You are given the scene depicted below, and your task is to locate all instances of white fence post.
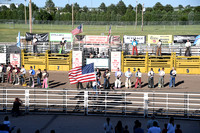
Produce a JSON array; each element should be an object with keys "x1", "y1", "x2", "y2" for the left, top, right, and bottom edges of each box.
[
  {"x1": 84, "y1": 91, "x2": 88, "y2": 115},
  {"x1": 144, "y1": 93, "x2": 148, "y2": 117},
  {"x1": 25, "y1": 89, "x2": 29, "y2": 113}
]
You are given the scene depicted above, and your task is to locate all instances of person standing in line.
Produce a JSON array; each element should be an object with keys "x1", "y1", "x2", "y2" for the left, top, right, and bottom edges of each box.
[
  {"x1": 115, "y1": 121, "x2": 124, "y2": 133},
  {"x1": 104, "y1": 117, "x2": 113, "y2": 133},
  {"x1": 125, "y1": 68, "x2": 133, "y2": 89},
  {"x1": 59, "y1": 37, "x2": 66, "y2": 54},
  {"x1": 169, "y1": 67, "x2": 176, "y2": 88},
  {"x1": 103, "y1": 69, "x2": 110, "y2": 89},
  {"x1": 158, "y1": 67, "x2": 165, "y2": 88},
  {"x1": 135, "y1": 68, "x2": 142, "y2": 88},
  {"x1": 36, "y1": 69, "x2": 42, "y2": 88},
  {"x1": 134, "y1": 122, "x2": 144, "y2": 133},
  {"x1": 3, "y1": 116, "x2": 10, "y2": 128},
  {"x1": 148, "y1": 68, "x2": 155, "y2": 88},
  {"x1": 0, "y1": 64, "x2": 6, "y2": 83},
  {"x1": 32, "y1": 36, "x2": 38, "y2": 55},
  {"x1": 42, "y1": 69, "x2": 49, "y2": 89},
  {"x1": 7, "y1": 63, "x2": 13, "y2": 84},
  {"x1": 148, "y1": 121, "x2": 161, "y2": 133},
  {"x1": 185, "y1": 39, "x2": 191, "y2": 56},
  {"x1": 13, "y1": 65, "x2": 20, "y2": 85},
  {"x1": 29, "y1": 66, "x2": 35, "y2": 88},
  {"x1": 175, "y1": 124, "x2": 182, "y2": 133},
  {"x1": 115, "y1": 68, "x2": 123, "y2": 89},
  {"x1": 132, "y1": 39, "x2": 138, "y2": 55},
  {"x1": 167, "y1": 117, "x2": 176, "y2": 133},
  {"x1": 20, "y1": 65, "x2": 26, "y2": 85},
  {"x1": 156, "y1": 39, "x2": 162, "y2": 56}
]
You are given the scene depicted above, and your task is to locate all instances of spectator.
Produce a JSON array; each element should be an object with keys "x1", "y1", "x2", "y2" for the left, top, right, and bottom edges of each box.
[
  {"x1": 124, "y1": 125, "x2": 129, "y2": 133},
  {"x1": 156, "y1": 39, "x2": 162, "y2": 56},
  {"x1": 158, "y1": 68, "x2": 165, "y2": 88},
  {"x1": 115, "y1": 68, "x2": 123, "y2": 89},
  {"x1": 103, "y1": 69, "x2": 110, "y2": 89},
  {"x1": 169, "y1": 67, "x2": 176, "y2": 88},
  {"x1": 132, "y1": 39, "x2": 138, "y2": 55},
  {"x1": 175, "y1": 124, "x2": 182, "y2": 133},
  {"x1": 42, "y1": 69, "x2": 49, "y2": 89},
  {"x1": 104, "y1": 117, "x2": 113, "y2": 133},
  {"x1": 185, "y1": 39, "x2": 191, "y2": 56},
  {"x1": 125, "y1": 68, "x2": 132, "y2": 89},
  {"x1": 77, "y1": 82, "x2": 84, "y2": 90},
  {"x1": 50, "y1": 130, "x2": 55, "y2": 133},
  {"x1": 147, "y1": 115, "x2": 159, "y2": 129},
  {"x1": 135, "y1": 68, "x2": 142, "y2": 88},
  {"x1": 59, "y1": 37, "x2": 66, "y2": 54},
  {"x1": 96, "y1": 68, "x2": 101, "y2": 88},
  {"x1": 32, "y1": 36, "x2": 38, "y2": 54},
  {"x1": 167, "y1": 117, "x2": 176, "y2": 133},
  {"x1": 36, "y1": 69, "x2": 42, "y2": 88},
  {"x1": 133, "y1": 120, "x2": 140, "y2": 133},
  {"x1": 13, "y1": 65, "x2": 20, "y2": 85},
  {"x1": 148, "y1": 68, "x2": 155, "y2": 88},
  {"x1": 162, "y1": 123, "x2": 168, "y2": 133},
  {"x1": 29, "y1": 66, "x2": 35, "y2": 88},
  {"x1": 115, "y1": 121, "x2": 123, "y2": 133},
  {"x1": 135, "y1": 122, "x2": 144, "y2": 133},
  {"x1": 148, "y1": 121, "x2": 161, "y2": 133},
  {"x1": 0, "y1": 124, "x2": 9, "y2": 133},
  {"x1": 20, "y1": 65, "x2": 26, "y2": 85},
  {"x1": 3, "y1": 116, "x2": 10, "y2": 128},
  {"x1": 7, "y1": 63, "x2": 13, "y2": 84},
  {"x1": 12, "y1": 97, "x2": 22, "y2": 117},
  {"x1": 0, "y1": 64, "x2": 6, "y2": 83},
  {"x1": 35, "y1": 129, "x2": 40, "y2": 133}
]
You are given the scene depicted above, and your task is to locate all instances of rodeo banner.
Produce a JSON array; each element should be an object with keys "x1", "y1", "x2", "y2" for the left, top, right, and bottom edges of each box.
[
  {"x1": 26, "y1": 32, "x2": 49, "y2": 42},
  {"x1": 174, "y1": 35, "x2": 198, "y2": 43},
  {"x1": 123, "y1": 35, "x2": 146, "y2": 44},
  {"x1": 148, "y1": 35, "x2": 172, "y2": 44}
]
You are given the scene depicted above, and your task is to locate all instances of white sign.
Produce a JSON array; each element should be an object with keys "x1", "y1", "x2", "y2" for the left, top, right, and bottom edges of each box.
[
  {"x1": 124, "y1": 35, "x2": 146, "y2": 44},
  {"x1": 10, "y1": 54, "x2": 20, "y2": 67},
  {"x1": 84, "y1": 35, "x2": 109, "y2": 44},
  {"x1": 0, "y1": 53, "x2": 6, "y2": 64},
  {"x1": 72, "y1": 51, "x2": 82, "y2": 68},
  {"x1": 50, "y1": 33, "x2": 73, "y2": 42},
  {"x1": 111, "y1": 52, "x2": 121, "y2": 72},
  {"x1": 86, "y1": 58, "x2": 109, "y2": 69}
]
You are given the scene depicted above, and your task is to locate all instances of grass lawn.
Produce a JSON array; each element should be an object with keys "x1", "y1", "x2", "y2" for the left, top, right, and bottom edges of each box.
[{"x1": 0, "y1": 23, "x2": 200, "y2": 42}]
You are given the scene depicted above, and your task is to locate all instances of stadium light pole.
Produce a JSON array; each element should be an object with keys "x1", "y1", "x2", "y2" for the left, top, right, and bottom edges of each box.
[
  {"x1": 24, "y1": 0, "x2": 27, "y2": 24},
  {"x1": 29, "y1": 0, "x2": 32, "y2": 33},
  {"x1": 134, "y1": 0, "x2": 138, "y2": 30}
]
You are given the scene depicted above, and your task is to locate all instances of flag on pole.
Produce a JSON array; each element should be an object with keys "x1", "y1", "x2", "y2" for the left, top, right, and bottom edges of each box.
[
  {"x1": 68, "y1": 63, "x2": 96, "y2": 84},
  {"x1": 108, "y1": 25, "x2": 111, "y2": 36},
  {"x1": 71, "y1": 24, "x2": 83, "y2": 35},
  {"x1": 16, "y1": 31, "x2": 20, "y2": 47}
]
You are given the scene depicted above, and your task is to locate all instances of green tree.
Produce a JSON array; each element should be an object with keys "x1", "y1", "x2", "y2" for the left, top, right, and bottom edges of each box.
[
  {"x1": 32, "y1": 2, "x2": 39, "y2": 12},
  {"x1": 99, "y1": 2, "x2": 107, "y2": 12},
  {"x1": 82, "y1": 6, "x2": 88, "y2": 13},
  {"x1": 73, "y1": 3, "x2": 80, "y2": 13},
  {"x1": 63, "y1": 4, "x2": 72, "y2": 13},
  {"x1": 178, "y1": 5, "x2": 183, "y2": 10},
  {"x1": 116, "y1": 0, "x2": 127, "y2": 15},
  {"x1": 164, "y1": 4, "x2": 173, "y2": 12},
  {"x1": 18, "y1": 4, "x2": 24, "y2": 11},
  {"x1": 107, "y1": 4, "x2": 117, "y2": 14},
  {"x1": 45, "y1": 0, "x2": 55, "y2": 12},
  {"x1": 153, "y1": 2, "x2": 164, "y2": 11},
  {"x1": 10, "y1": 3, "x2": 16, "y2": 10},
  {"x1": 127, "y1": 4, "x2": 133, "y2": 10},
  {"x1": 1, "y1": 5, "x2": 8, "y2": 11},
  {"x1": 194, "y1": 6, "x2": 200, "y2": 12}
]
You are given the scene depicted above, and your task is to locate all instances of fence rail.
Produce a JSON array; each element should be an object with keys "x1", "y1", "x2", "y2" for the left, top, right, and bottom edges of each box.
[{"x1": 1, "y1": 88, "x2": 200, "y2": 119}]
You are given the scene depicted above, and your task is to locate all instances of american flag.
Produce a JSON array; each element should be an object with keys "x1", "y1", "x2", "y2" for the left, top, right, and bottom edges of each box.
[
  {"x1": 69, "y1": 63, "x2": 96, "y2": 84},
  {"x1": 71, "y1": 24, "x2": 83, "y2": 35},
  {"x1": 108, "y1": 25, "x2": 111, "y2": 36}
]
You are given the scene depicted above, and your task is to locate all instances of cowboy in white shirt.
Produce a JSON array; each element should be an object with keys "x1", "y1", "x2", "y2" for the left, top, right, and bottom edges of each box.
[
  {"x1": 125, "y1": 68, "x2": 132, "y2": 89},
  {"x1": 158, "y1": 67, "x2": 165, "y2": 88},
  {"x1": 115, "y1": 68, "x2": 123, "y2": 89},
  {"x1": 148, "y1": 68, "x2": 155, "y2": 88},
  {"x1": 156, "y1": 39, "x2": 162, "y2": 56},
  {"x1": 185, "y1": 39, "x2": 191, "y2": 56}
]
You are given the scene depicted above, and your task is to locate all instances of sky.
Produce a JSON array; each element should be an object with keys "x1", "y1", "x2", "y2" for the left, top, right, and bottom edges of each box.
[{"x1": 1, "y1": 0, "x2": 200, "y2": 7}]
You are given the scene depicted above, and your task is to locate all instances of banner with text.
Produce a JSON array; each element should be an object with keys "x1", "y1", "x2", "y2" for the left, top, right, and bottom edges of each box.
[
  {"x1": 124, "y1": 35, "x2": 146, "y2": 44},
  {"x1": 86, "y1": 58, "x2": 109, "y2": 69},
  {"x1": 84, "y1": 35, "x2": 109, "y2": 44},
  {"x1": 148, "y1": 35, "x2": 172, "y2": 44},
  {"x1": 0, "y1": 53, "x2": 6, "y2": 64},
  {"x1": 111, "y1": 52, "x2": 121, "y2": 72},
  {"x1": 10, "y1": 54, "x2": 20, "y2": 67},
  {"x1": 72, "y1": 51, "x2": 82, "y2": 68},
  {"x1": 174, "y1": 35, "x2": 198, "y2": 43},
  {"x1": 50, "y1": 33, "x2": 73, "y2": 42},
  {"x1": 26, "y1": 32, "x2": 49, "y2": 42}
]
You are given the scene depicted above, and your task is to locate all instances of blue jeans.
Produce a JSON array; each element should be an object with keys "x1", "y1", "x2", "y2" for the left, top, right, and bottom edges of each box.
[
  {"x1": 37, "y1": 77, "x2": 41, "y2": 86},
  {"x1": 169, "y1": 76, "x2": 175, "y2": 87},
  {"x1": 103, "y1": 78, "x2": 109, "y2": 89}
]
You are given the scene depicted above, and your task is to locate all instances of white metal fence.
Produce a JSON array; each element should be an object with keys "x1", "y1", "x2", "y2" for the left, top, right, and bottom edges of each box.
[{"x1": 1, "y1": 88, "x2": 200, "y2": 118}]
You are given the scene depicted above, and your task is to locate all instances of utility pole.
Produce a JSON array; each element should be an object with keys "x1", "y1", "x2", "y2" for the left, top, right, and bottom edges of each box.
[
  {"x1": 142, "y1": 3, "x2": 144, "y2": 31},
  {"x1": 24, "y1": 0, "x2": 27, "y2": 24},
  {"x1": 29, "y1": 0, "x2": 32, "y2": 33},
  {"x1": 72, "y1": 3, "x2": 74, "y2": 29},
  {"x1": 134, "y1": 0, "x2": 138, "y2": 30}
]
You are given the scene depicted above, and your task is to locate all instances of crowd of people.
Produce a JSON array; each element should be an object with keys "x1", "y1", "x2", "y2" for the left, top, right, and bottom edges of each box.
[
  {"x1": 0, "y1": 63, "x2": 49, "y2": 88},
  {"x1": 104, "y1": 116, "x2": 182, "y2": 133}
]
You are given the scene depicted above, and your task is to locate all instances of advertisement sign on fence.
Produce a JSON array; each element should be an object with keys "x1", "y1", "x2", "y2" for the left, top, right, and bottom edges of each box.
[
  {"x1": 124, "y1": 35, "x2": 146, "y2": 44},
  {"x1": 84, "y1": 35, "x2": 109, "y2": 44},
  {"x1": 50, "y1": 33, "x2": 73, "y2": 42},
  {"x1": 72, "y1": 51, "x2": 82, "y2": 68},
  {"x1": 148, "y1": 35, "x2": 172, "y2": 44},
  {"x1": 0, "y1": 53, "x2": 6, "y2": 64},
  {"x1": 111, "y1": 36, "x2": 121, "y2": 45},
  {"x1": 10, "y1": 54, "x2": 20, "y2": 67},
  {"x1": 86, "y1": 58, "x2": 109, "y2": 69},
  {"x1": 111, "y1": 52, "x2": 121, "y2": 72},
  {"x1": 174, "y1": 35, "x2": 198, "y2": 43},
  {"x1": 26, "y1": 32, "x2": 49, "y2": 42}
]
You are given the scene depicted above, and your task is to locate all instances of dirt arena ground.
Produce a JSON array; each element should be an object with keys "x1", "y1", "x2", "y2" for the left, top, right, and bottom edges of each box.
[{"x1": 0, "y1": 71, "x2": 200, "y2": 93}]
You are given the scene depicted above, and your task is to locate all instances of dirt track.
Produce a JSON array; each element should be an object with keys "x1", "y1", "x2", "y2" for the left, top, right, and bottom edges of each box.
[{"x1": 0, "y1": 71, "x2": 200, "y2": 93}]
